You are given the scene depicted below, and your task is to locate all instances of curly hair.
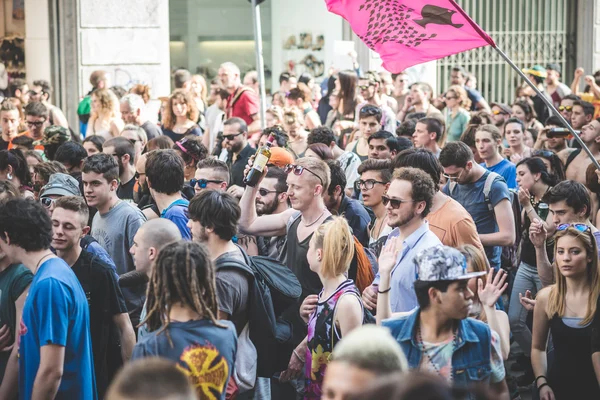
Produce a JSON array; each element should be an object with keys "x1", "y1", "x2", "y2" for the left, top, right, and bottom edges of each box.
[
  {"x1": 162, "y1": 89, "x2": 199, "y2": 130},
  {"x1": 173, "y1": 135, "x2": 208, "y2": 167},
  {"x1": 91, "y1": 88, "x2": 118, "y2": 118},
  {"x1": 130, "y1": 84, "x2": 151, "y2": 103}
]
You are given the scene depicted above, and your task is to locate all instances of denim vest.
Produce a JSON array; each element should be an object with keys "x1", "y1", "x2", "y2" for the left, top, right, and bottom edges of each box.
[{"x1": 383, "y1": 309, "x2": 492, "y2": 387}]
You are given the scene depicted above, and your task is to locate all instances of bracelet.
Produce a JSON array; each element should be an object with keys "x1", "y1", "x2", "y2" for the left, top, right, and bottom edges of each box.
[
  {"x1": 537, "y1": 383, "x2": 549, "y2": 392},
  {"x1": 535, "y1": 375, "x2": 547, "y2": 384},
  {"x1": 293, "y1": 349, "x2": 305, "y2": 363},
  {"x1": 377, "y1": 287, "x2": 392, "y2": 294}
]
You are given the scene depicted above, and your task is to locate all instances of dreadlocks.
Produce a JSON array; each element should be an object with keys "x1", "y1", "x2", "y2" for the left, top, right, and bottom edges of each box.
[{"x1": 140, "y1": 241, "x2": 225, "y2": 343}]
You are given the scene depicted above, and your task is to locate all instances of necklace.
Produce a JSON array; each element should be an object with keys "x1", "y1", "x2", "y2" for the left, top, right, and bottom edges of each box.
[
  {"x1": 373, "y1": 215, "x2": 389, "y2": 240},
  {"x1": 35, "y1": 253, "x2": 54, "y2": 274},
  {"x1": 417, "y1": 322, "x2": 457, "y2": 382},
  {"x1": 302, "y1": 210, "x2": 326, "y2": 227}
]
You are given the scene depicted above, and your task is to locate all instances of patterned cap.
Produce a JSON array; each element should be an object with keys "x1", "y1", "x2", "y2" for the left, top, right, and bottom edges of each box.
[
  {"x1": 34, "y1": 126, "x2": 71, "y2": 146},
  {"x1": 415, "y1": 245, "x2": 486, "y2": 282}
]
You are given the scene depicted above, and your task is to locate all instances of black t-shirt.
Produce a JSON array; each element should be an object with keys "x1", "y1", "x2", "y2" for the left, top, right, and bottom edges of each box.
[
  {"x1": 227, "y1": 144, "x2": 255, "y2": 188},
  {"x1": 72, "y1": 250, "x2": 128, "y2": 398},
  {"x1": 0, "y1": 137, "x2": 9, "y2": 151},
  {"x1": 117, "y1": 177, "x2": 136, "y2": 204}
]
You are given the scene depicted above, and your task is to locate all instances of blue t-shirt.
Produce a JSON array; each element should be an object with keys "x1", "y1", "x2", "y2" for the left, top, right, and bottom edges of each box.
[
  {"x1": 161, "y1": 198, "x2": 191, "y2": 240},
  {"x1": 443, "y1": 172, "x2": 510, "y2": 271},
  {"x1": 19, "y1": 257, "x2": 96, "y2": 400},
  {"x1": 132, "y1": 319, "x2": 237, "y2": 400},
  {"x1": 480, "y1": 159, "x2": 517, "y2": 190},
  {"x1": 465, "y1": 86, "x2": 484, "y2": 111}
]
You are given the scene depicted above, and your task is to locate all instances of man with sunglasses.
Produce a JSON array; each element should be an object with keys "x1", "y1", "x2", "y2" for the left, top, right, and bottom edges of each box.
[
  {"x1": 256, "y1": 167, "x2": 290, "y2": 259},
  {"x1": 193, "y1": 158, "x2": 229, "y2": 195},
  {"x1": 355, "y1": 72, "x2": 396, "y2": 134},
  {"x1": 104, "y1": 137, "x2": 137, "y2": 204},
  {"x1": 222, "y1": 117, "x2": 254, "y2": 197},
  {"x1": 29, "y1": 79, "x2": 69, "y2": 129},
  {"x1": 362, "y1": 167, "x2": 441, "y2": 314},
  {"x1": 558, "y1": 94, "x2": 579, "y2": 125},
  {"x1": 440, "y1": 142, "x2": 515, "y2": 273},
  {"x1": 490, "y1": 102, "x2": 512, "y2": 129}
]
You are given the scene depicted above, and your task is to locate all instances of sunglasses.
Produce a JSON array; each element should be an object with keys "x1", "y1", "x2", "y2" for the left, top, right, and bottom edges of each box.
[
  {"x1": 258, "y1": 188, "x2": 279, "y2": 196},
  {"x1": 222, "y1": 132, "x2": 244, "y2": 141},
  {"x1": 558, "y1": 105, "x2": 573, "y2": 112},
  {"x1": 190, "y1": 178, "x2": 224, "y2": 189},
  {"x1": 382, "y1": 195, "x2": 414, "y2": 209},
  {"x1": 492, "y1": 109, "x2": 509, "y2": 115},
  {"x1": 533, "y1": 150, "x2": 554, "y2": 158},
  {"x1": 358, "y1": 84, "x2": 374, "y2": 90},
  {"x1": 557, "y1": 223, "x2": 590, "y2": 233},
  {"x1": 355, "y1": 179, "x2": 387, "y2": 191},
  {"x1": 284, "y1": 164, "x2": 324, "y2": 186},
  {"x1": 40, "y1": 197, "x2": 56, "y2": 208}
]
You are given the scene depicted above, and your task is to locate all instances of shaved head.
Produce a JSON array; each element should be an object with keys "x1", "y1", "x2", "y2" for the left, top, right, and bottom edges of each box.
[{"x1": 139, "y1": 219, "x2": 182, "y2": 250}]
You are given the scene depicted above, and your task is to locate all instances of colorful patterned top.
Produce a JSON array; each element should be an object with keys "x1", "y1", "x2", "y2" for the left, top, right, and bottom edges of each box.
[{"x1": 304, "y1": 279, "x2": 363, "y2": 399}]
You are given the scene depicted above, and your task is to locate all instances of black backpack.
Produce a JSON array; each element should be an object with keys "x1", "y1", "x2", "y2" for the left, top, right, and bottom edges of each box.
[{"x1": 215, "y1": 246, "x2": 302, "y2": 377}]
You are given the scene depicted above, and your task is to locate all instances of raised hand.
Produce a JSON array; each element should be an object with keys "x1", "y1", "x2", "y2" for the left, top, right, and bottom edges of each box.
[
  {"x1": 529, "y1": 219, "x2": 547, "y2": 249},
  {"x1": 477, "y1": 269, "x2": 508, "y2": 308},
  {"x1": 519, "y1": 290, "x2": 536, "y2": 311}
]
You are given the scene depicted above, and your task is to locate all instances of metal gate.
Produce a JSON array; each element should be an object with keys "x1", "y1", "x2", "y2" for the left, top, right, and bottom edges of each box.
[{"x1": 436, "y1": 0, "x2": 578, "y2": 105}]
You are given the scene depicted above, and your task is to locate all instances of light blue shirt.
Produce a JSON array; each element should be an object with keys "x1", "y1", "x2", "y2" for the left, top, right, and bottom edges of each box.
[{"x1": 373, "y1": 221, "x2": 442, "y2": 312}]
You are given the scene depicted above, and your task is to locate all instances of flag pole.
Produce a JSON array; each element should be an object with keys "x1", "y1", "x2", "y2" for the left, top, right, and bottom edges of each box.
[{"x1": 493, "y1": 46, "x2": 600, "y2": 170}]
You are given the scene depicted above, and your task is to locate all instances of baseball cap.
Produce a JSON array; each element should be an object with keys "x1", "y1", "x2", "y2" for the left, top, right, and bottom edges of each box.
[
  {"x1": 490, "y1": 102, "x2": 512, "y2": 115},
  {"x1": 546, "y1": 63, "x2": 562, "y2": 75},
  {"x1": 268, "y1": 147, "x2": 295, "y2": 168},
  {"x1": 40, "y1": 173, "x2": 81, "y2": 198},
  {"x1": 522, "y1": 65, "x2": 547, "y2": 79},
  {"x1": 34, "y1": 126, "x2": 71, "y2": 147},
  {"x1": 414, "y1": 245, "x2": 486, "y2": 282}
]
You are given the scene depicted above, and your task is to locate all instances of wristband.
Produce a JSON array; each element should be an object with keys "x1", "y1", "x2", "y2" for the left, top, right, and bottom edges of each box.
[
  {"x1": 377, "y1": 287, "x2": 392, "y2": 294},
  {"x1": 535, "y1": 375, "x2": 547, "y2": 384},
  {"x1": 293, "y1": 349, "x2": 305, "y2": 363},
  {"x1": 537, "y1": 383, "x2": 549, "y2": 392}
]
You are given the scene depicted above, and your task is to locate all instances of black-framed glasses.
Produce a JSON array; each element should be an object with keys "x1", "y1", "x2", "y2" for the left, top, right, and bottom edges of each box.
[
  {"x1": 258, "y1": 188, "x2": 279, "y2": 196},
  {"x1": 190, "y1": 178, "x2": 224, "y2": 189},
  {"x1": 557, "y1": 223, "x2": 590, "y2": 233},
  {"x1": 40, "y1": 197, "x2": 56, "y2": 208},
  {"x1": 355, "y1": 179, "x2": 387, "y2": 191},
  {"x1": 222, "y1": 132, "x2": 244, "y2": 141},
  {"x1": 558, "y1": 105, "x2": 573, "y2": 112},
  {"x1": 382, "y1": 195, "x2": 414, "y2": 209},
  {"x1": 284, "y1": 164, "x2": 324, "y2": 186},
  {"x1": 26, "y1": 120, "x2": 46, "y2": 128}
]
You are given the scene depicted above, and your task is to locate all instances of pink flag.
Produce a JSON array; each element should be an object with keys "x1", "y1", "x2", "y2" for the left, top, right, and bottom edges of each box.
[{"x1": 325, "y1": 0, "x2": 495, "y2": 73}]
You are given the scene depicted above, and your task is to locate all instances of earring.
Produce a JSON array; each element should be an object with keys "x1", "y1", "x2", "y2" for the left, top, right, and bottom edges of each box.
[{"x1": 7, "y1": 173, "x2": 12, "y2": 180}]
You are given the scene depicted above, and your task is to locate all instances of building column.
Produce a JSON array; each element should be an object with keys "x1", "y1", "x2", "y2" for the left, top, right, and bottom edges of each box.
[
  {"x1": 24, "y1": 0, "x2": 51, "y2": 82},
  {"x1": 577, "y1": 0, "x2": 598, "y2": 87}
]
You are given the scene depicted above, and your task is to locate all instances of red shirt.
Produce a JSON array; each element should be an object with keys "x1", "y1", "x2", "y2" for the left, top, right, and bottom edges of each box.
[{"x1": 226, "y1": 87, "x2": 259, "y2": 126}]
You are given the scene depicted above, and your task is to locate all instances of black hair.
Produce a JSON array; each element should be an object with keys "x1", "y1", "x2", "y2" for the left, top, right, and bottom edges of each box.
[
  {"x1": 82, "y1": 153, "x2": 119, "y2": 183},
  {"x1": 358, "y1": 104, "x2": 383, "y2": 123},
  {"x1": 418, "y1": 117, "x2": 444, "y2": 142},
  {"x1": 512, "y1": 101, "x2": 536, "y2": 121},
  {"x1": 146, "y1": 149, "x2": 184, "y2": 195},
  {"x1": 452, "y1": 66, "x2": 467, "y2": 76},
  {"x1": 357, "y1": 158, "x2": 392, "y2": 183},
  {"x1": 261, "y1": 127, "x2": 289, "y2": 148},
  {"x1": 55, "y1": 142, "x2": 88, "y2": 169},
  {"x1": 544, "y1": 115, "x2": 564, "y2": 127},
  {"x1": 223, "y1": 117, "x2": 248, "y2": 133},
  {"x1": 265, "y1": 166, "x2": 289, "y2": 194},
  {"x1": 83, "y1": 135, "x2": 105, "y2": 153},
  {"x1": 414, "y1": 280, "x2": 453, "y2": 310},
  {"x1": 8, "y1": 78, "x2": 27, "y2": 97},
  {"x1": 543, "y1": 180, "x2": 591, "y2": 218},
  {"x1": 279, "y1": 72, "x2": 295, "y2": 84},
  {"x1": 109, "y1": 85, "x2": 127, "y2": 100},
  {"x1": 298, "y1": 72, "x2": 314, "y2": 86},
  {"x1": 0, "y1": 149, "x2": 32, "y2": 187},
  {"x1": 397, "y1": 136, "x2": 414, "y2": 153},
  {"x1": 104, "y1": 136, "x2": 136, "y2": 165},
  {"x1": 188, "y1": 190, "x2": 239, "y2": 241},
  {"x1": 532, "y1": 150, "x2": 566, "y2": 183},
  {"x1": 308, "y1": 126, "x2": 336, "y2": 146},
  {"x1": 11, "y1": 135, "x2": 33, "y2": 150},
  {"x1": 439, "y1": 141, "x2": 473, "y2": 168},
  {"x1": 562, "y1": 94, "x2": 581, "y2": 102},
  {"x1": 368, "y1": 130, "x2": 399, "y2": 153},
  {"x1": 0, "y1": 198, "x2": 53, "y2": 251},
  {"x1": 516, "y1": 157, "x2": 556, "y2": 186},
  {"x1": 504, "y1": 117, "x2": 526, "y2": 134},
  {"x1": 32, "y1": 79, "x2": 52, "y2": 98},
  {"x1": 326, "y1": 160, "x2": 347, "y2": 196},
  {"x1": 173, "y1": 136, "x2": 208, "y2": 167},
  {"x1": 405, "y1": 112, "x2": 427, "y2": 121},
  {"x1": 24, "y1": 101, "x2": 49, "y2": 118},
  {"x1": 573, "y1": 100, "x2": 595, "y2": 117},
  {"x1": 396, "y1": 119, "x2": 417, "y2": 138},
  {"x1": 173, "y1": 69, "x2": 192, "y2": 89},
  {"x1": 392, "y1": 148, "x2": 442, "y2": 187}
]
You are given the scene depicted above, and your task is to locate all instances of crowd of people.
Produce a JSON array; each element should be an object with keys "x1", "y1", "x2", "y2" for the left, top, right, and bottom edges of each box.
[{"x1": 0, "y1": 60, "x2": 600, "y2": 400}]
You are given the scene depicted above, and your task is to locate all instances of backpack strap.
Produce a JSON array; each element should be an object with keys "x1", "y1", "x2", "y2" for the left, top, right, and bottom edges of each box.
[
  {"x1": 214, "y1": 253, "x2": 254, "y2": 277},
  {"x1": 482, "y1": 172, "x2": 502, "y2": 211}
]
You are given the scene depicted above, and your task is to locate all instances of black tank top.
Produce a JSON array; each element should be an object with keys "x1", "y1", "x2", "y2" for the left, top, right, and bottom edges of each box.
[{"x1": 548, "y1": 313, "x2": 600, "y2": 399}]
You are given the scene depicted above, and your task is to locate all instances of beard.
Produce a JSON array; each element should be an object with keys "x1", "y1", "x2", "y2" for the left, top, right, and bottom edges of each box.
[
  {"x1": 256, "y1": 197, "x2": 279, "y2": 216},
  {"x1": 231, "y1": 141, "x2": 244, "y2": 154},
  {"x1": 193, "y1": 226, "x2": 210, "y2": 243},
  {"x1": 389, "y1": 209, "x2": 416, "y2": 229}
]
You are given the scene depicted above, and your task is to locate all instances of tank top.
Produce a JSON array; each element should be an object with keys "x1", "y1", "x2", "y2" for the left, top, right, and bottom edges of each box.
[
  {"x1": 351, "y1": 141, "x2": 368, "y2": 162},
  {"x1": 304, "y1": 279, "x2": 362, "y2": 399},
  {"x1": 547, "y1": 313, "x2": 600, "y2": 399}
]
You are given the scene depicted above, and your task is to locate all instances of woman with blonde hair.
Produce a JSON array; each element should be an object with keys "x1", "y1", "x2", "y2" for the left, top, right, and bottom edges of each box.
[
  {"x1": 531, "y1": 224, "x2": 600, "y2": 399},
  {"x1": 86, "y1": 88, "x2": 124, "y2": 139},
  {"x1": 161, "y1": 89, "x2": 202, "y2": 142},
  {"x1": 294, "y1": 217, "x2": 366, "y2": 399},
  {"x1": 443, "y1": 85, "x2": 471, "y2": 142},
  {"x1": 190, "y1": 74, "x2": 208, "y2": 114}
]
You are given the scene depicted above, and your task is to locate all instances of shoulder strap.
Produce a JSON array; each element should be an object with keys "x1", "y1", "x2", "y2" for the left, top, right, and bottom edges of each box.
[
  {"x1": 229, "y1": 87, "x2": 251, "y2": 109},
  {"x1": 483, "y1": 172, "x2": 501, "y2": 211},
  {"x1": 214, "y1": 254, "x2": 254, "y2": 277},
  {"x1": 286, "y1": 211, "x2": 302, "y2": 233},
  {"x1": 564, "y1": 148, "x2": 581, "y2": 170}
]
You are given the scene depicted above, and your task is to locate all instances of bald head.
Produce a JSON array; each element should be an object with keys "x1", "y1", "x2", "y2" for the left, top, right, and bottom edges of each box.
[{"x1": 139, "y1": 219, "x2": 182, "y2": 250}]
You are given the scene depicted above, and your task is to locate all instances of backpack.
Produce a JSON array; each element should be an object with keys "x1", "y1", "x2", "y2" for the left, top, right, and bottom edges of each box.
[
  {"x1": 215, "y1": 246, "x2": 302, "y2": 377},
  {"x1": 448, "y1": 172, "x2": 522, "y2": 271}
]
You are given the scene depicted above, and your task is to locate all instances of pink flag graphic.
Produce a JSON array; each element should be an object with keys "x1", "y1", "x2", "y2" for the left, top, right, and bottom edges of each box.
[{"x1": 325, "y1": 0, "x2": 495, "y2": 72}]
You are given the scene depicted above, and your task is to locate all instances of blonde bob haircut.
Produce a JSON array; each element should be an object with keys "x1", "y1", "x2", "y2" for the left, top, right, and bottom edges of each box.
[
  {"x1": 310, "y1": 216, "x2": 354, "y2": 278},
  {"x1": 549, "y1": 226, "x2": 600, "y2": 325}
]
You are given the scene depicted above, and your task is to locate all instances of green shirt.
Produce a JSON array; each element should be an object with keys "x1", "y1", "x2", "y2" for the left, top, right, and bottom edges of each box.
[{"x1": 0, "y1": 263, "x2": 33, "y2": 379}]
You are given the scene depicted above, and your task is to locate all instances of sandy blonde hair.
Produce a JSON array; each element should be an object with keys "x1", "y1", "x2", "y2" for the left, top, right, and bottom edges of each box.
[
  {"x1": 311, "y1": 216, "x2": 354, "y2": 278},
  {"x1": 447, "y1": 84, "x2": 472, "y2": 110}
]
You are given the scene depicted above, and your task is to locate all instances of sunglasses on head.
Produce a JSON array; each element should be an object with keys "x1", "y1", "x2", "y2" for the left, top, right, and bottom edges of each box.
[
  {"x1": 284, "y1": 164, "x2": 324, "y2": 186},
  {"x1": 557, "y1": 223, "x2": 590, "y2": 233},
  {"x1": 190, "y1": 178, "x2": 224, "y2": 189},
  {"x1": 381, "y1": 195, "x2": 414, "y2": 209},
  {"x1": 558, "y1": 105, "x2": 573, "y2": 112},
  {"x1": 533, "y1": 150, "x2": 554, "y2": 158}
]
